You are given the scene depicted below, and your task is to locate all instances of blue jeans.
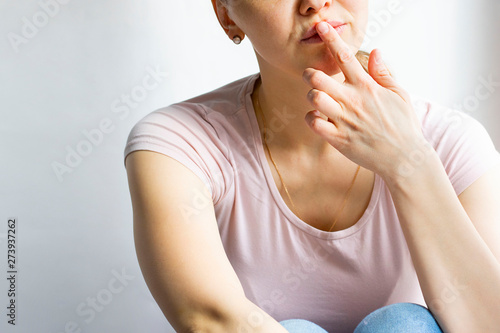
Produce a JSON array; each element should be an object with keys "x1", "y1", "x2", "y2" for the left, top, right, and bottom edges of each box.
[{"x1": 279, "y1": 303, "x2": 443, "y2": 333}]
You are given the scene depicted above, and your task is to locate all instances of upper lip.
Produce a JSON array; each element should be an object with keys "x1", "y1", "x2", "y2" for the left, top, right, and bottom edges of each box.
[{"x1": 301, "y1": 20, "x2": 345, "y2": 40}]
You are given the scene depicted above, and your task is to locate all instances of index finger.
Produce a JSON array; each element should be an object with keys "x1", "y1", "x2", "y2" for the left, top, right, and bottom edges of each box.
[{"x1": 316, "y1": 21, "x2": 365, "y2": 84}]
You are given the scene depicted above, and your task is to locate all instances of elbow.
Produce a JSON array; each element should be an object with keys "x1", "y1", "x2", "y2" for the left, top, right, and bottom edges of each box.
[
  {"x1": 167, "y1": 302, "x2": 240, "y2": 333},
  {"x1": 166, "y1": 299, "x2": 286, "y2": 333},
  {"x1": 176, "y1": 310, "x2": 233, "y2": 333}
]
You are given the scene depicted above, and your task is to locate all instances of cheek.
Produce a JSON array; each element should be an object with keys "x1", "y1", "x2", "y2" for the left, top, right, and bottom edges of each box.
[
  {"x1": 233, "y1": 0, "x2": 292, "y2": 40},
  {"x1": 347, "y1": 0, "x2": 370, "y2": 13},
  {"x1": 350, "y1": 0, "x2": 370, "y2": 26},
  {"x1": 344, "y1": 1, "x2": 370, "y2": 48},
  {"x1": 243, "y1": 15, "x2": 291, "y2": 52}
]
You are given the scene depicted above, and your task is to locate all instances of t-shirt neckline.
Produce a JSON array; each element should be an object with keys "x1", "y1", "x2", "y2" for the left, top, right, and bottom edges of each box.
[{"x1": 243, "y1": 73, "x2": 382, "y2": 240}]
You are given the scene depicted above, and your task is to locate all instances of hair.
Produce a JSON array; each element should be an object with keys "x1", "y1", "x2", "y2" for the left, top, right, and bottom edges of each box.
[{"x1": 355, "y1": 50, "x2": 370, "y2": 74}]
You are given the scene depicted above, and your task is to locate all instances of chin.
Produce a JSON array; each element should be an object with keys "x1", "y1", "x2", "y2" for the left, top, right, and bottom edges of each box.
[
  {"x1": 307, "y1": 53, "x2": 344, "y2": 76},
  {"x1": 320, "y1": 63, "x2": 344, "y2": 77}
]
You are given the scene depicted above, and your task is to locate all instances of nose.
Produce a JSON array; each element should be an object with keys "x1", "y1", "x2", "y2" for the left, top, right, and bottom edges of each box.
[{"x1": 299, "y1": 0, "x2": 331, "y2": 15}]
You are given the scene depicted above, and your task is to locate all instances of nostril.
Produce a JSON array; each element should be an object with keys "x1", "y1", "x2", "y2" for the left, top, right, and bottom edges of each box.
[
  {"x1": 301, "y1": 1, "x2": 329, "y2": 15},
  {"x1": 307, "y1": 1, "x2": 329, "y2": 13}
]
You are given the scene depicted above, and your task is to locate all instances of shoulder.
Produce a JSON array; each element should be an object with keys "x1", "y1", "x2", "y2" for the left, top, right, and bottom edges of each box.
[
  {"x1": 407, "y1": 93, "x2": 486, "y2": 146},
  {"x1": 131, "y1": 72, "x2": 259, "y2": 129},
  {"x1": 182, "y1": 73, "x2": 259, "y2": 117},
  {"x1": 408, "y1": 93, "x2": 500, "y2": 194}
]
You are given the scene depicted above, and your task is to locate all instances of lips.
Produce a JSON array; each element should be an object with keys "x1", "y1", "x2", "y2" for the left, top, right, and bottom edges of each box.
[{"x1": 301, "y1": 20, "x2": 346, "y2": 41}]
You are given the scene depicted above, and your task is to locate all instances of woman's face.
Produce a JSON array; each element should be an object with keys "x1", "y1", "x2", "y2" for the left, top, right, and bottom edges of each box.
[{"x1": 218, "y1": 0, "x2": 369, "y2": 78}]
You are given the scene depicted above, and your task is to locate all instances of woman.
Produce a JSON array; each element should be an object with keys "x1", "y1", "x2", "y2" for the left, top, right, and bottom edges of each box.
[{"x1": 124, "y1": 0, "x2": 500, "y2": 332}]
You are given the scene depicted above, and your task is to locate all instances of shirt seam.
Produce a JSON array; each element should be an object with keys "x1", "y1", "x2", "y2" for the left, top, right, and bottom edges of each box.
[{"x1": 198, "y1": 102, "x2": 236, "y2": 207}]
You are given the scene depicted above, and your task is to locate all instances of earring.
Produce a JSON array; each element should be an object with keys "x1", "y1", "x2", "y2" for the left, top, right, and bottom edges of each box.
[{"x1": 232, "y1": 35, "x2": 242, "y2": 45}]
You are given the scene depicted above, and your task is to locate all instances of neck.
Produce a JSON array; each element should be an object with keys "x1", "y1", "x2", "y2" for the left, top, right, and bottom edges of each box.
[{"x1": 253, "y1": 58, "x2": 346, "y2": 160}]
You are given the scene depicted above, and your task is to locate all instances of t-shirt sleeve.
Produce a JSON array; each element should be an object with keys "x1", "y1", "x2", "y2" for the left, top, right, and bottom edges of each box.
[
  {"x1": 123, "y1": 103, "x2": 233, "y2": 205},
  {"x1": 415, "y1": 95, "x2": 500, "y2": 196}
]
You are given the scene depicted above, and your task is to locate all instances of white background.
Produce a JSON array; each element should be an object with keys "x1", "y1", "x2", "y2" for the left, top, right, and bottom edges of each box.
[{"x1": 1, "y1": 0, "x2": 499, "y2": 332}]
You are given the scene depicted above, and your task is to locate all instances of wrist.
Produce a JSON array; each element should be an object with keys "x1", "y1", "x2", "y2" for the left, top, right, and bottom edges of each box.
[{"x1": 380, "y1": 139, "x2": 440, "y2": 191}]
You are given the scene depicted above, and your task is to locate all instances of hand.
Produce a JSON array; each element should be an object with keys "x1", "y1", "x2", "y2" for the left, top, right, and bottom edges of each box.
[{"x1": 302, "y1": 21, "x2": 429, "y2": 179}]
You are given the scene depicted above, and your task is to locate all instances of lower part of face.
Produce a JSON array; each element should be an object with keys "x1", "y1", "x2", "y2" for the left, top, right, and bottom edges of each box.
[{"x1": 228, "y1": 0, "x2": 369, "y2": 79}]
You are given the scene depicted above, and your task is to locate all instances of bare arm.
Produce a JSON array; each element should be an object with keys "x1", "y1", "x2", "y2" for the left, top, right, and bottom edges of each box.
[
  {"x1": 382, "y1": 144, "x2": 500, "y2": 333},
  {"x1": 282, "y1": 11, "x2": 500, "y2": 330},
  {"x1": 125, "y1": 150, "x2": 289, "y2": 332}
]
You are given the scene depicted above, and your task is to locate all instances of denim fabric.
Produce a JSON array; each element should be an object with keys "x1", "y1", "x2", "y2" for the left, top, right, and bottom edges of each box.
[
  {"x1": 279, "y1": 302, "x2": 443, "y2": 333},
  {"x1": 353, "y1": 303, "x2": 443, "y2": 333},
  {"x1": 279, "y1": 318, "x2": 329, "y2": 332}
]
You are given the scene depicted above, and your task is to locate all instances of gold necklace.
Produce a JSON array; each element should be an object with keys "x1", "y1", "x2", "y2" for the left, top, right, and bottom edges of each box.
[{"x1": 254, "y1": 82, "x2": 361, "y2": 232}]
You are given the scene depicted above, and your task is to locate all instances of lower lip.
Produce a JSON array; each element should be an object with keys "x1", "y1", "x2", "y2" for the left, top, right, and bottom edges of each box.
[{"x1": 301, "y1": 24, "x2": 347, "y2": 44}]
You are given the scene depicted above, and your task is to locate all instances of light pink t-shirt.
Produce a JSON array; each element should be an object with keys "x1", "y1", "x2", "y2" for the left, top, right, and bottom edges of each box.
[{"x1": 124, "y1": 73, "x2": 500, "y2": 332}]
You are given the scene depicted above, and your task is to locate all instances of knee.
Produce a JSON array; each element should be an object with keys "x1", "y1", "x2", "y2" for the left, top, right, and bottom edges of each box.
[
  {"x1": 279, "y1": 319, "x2": 328, "y2": 333},
  {"x1": 354, "y1": 303, "x2": 443, "y2": 333}
]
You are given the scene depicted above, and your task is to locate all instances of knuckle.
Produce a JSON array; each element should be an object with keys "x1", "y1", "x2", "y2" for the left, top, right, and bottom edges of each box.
[
  {"x1": 309, "y1": 71, "x2": 325, "y2": 87},
  {"x1": 364, "y1": 80, "x2": 379, "y2": 94},
  {"x1": 346, "y1": 116, "x2": 361, "y2": 131},
  {"x1": 347, "y1": 93, "x2": 363, "y2": 109},
  {"x1": 310, "y1": 116, "x2": 323, "y2": 131},
  {"x1": 378, "y1": 66, "x2": 391, "y2": 76},
  {"x1": 325, "y1": 35, "x2": 337, "y2": 44},
  {"x1": 303, "y1": 68, "x2": 315, "y2": 81},
  {"x1": 308, "y1": 89, "x2": 323, "y2": 106},
  {"x1": 337, "y1": 48, "x2": 354, "y2": 63},
  {"x1": 335, "y1": 132, "x2": 349, "y2": 150}
]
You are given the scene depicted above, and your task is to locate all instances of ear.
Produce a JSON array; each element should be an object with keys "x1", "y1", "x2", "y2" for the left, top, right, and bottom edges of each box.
[{"x1": 211, "y1": 0, "x2": 245, "y2": 40}]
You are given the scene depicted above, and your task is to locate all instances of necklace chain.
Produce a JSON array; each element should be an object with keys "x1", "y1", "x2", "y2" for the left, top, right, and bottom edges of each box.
[{"x1": 254, "y1": 82, "x2": 361, "y2": 232}]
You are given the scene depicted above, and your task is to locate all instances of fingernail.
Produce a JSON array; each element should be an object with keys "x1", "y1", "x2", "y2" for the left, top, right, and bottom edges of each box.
[
  {"x1": 317, "y1": 22, "x2": 330, "y2": 34},
  {"x1": 375, "y1": 51, "x2": 383, "y2": 64}
]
